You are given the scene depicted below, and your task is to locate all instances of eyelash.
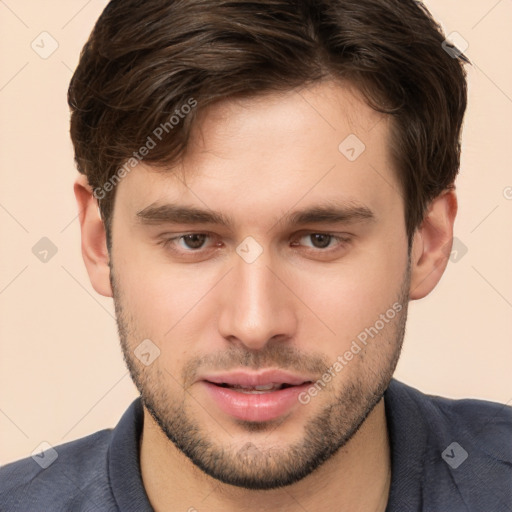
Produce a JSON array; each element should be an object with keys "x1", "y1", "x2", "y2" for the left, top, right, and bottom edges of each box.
[{"x1": 158, "y1": 232, "x2": 352, "y2": 257}]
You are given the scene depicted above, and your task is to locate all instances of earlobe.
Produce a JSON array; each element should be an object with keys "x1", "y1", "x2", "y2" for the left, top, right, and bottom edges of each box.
[
  {"x1": 73, "y1": 174, "x2": 113, "y2": 298},
  {"x1": 409, "y1": 189, "x2": 458, "y2": 300}
]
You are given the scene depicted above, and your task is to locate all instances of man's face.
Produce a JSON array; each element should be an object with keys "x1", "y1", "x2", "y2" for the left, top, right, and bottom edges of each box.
[{"x1": 109, "y1": 79, "x2": 410, "y2": 489}]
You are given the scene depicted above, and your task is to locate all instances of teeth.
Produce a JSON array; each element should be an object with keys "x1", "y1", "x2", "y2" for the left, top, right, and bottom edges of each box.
[{"x1": 227, "y1": 383, "x2": 284, "y2": 392}]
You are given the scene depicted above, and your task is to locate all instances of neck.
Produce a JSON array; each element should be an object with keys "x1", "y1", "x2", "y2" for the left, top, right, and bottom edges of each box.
[{"x1": 140, "y1": 398, "x2": 391, "y2": 512}]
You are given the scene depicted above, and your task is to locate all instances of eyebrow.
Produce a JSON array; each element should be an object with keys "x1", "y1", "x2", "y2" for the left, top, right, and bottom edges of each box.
[{"x1": 135, "y1": 200, "x2": 375, "y2": 229}]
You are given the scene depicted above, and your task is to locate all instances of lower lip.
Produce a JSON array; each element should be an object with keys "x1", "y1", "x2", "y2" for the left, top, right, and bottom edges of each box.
[{"x1": 201, "y1": 381, "x2": 311, "y2": 422}]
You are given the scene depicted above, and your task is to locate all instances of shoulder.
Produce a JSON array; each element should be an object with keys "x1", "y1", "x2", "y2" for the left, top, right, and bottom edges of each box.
[
  {"x1": 386, "y1": 379, "x2": 512, "y2": 512},
  {"x1": 388, "y1": 378, "x2": 512, "y2": 447},
  {"x1": 0, "y1": 428, "x2": 117, "y2": 512}
]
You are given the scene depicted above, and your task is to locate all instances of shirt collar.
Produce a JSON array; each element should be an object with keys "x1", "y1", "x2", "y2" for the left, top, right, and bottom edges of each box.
[
  {"x1": 384, "y1": 379, "x2": 427, "y2": 511},
  {"x1": 108, "y1": 398, "x2": 154, "y2": 511}
]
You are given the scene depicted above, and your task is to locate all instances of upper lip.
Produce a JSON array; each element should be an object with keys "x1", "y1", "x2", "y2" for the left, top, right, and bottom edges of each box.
[{"x1": 201, "y1": 369, "x2": 313, "y2": 387}]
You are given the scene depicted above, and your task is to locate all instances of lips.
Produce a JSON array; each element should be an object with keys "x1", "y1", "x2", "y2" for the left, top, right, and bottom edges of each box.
[
  {"x1": 202, "y1": 381, "x2": 312, "y2": 421},
  {"x1": 201, "y1": 369, "x2": 313, "y2": 390},
  {"x1": 198, "y1": 369, "x2": 314, "y2": 421},
  {"x1": 214, "y1": 382, "x2": 292, "y2": 393}
]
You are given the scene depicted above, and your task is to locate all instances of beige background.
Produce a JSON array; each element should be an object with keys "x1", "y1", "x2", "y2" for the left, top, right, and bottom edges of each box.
[{"x1": 0, "y1": 0, "x2": 511, "y2": 465}]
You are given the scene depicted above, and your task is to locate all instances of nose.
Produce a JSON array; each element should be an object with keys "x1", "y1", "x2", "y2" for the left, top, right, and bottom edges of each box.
[{"x1": 217, "y1": 247, "x2": 298, "y2": 351}]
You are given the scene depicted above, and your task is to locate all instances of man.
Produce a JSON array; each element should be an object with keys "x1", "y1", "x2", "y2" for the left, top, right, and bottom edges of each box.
[{"x1": 1, "y1": 0, "x2": 510, "y2": 511}]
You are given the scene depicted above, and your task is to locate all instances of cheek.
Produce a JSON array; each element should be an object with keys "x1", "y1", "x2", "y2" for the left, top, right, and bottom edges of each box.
[
  {"x1": 293, "y1": 237, "x2": 407, "y2": 353},
  {"x1": 116, "y1": 249, "x2": 222, "y2": 345},
  {"x1": 114, "y1": 215, "x2": 407, "y2": 359}
]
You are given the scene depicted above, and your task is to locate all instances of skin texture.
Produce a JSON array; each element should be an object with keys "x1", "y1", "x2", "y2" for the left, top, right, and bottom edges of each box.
[{"x1": 74, "y1": 79, "x2": 457, "y2": 512}]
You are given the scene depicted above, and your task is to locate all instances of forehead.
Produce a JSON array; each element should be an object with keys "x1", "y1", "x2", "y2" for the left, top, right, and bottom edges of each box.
[
  {"x1": 114, "y1": 79, "x2": 400, "y2": 229},
  {"x1": 187, "y1": 79, "x2": 386, "y2": 160}
]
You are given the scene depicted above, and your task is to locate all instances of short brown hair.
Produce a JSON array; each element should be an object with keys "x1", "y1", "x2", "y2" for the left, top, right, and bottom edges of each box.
[{"x1": 68, "y1": 0, "x2": 469, "y2": 251}]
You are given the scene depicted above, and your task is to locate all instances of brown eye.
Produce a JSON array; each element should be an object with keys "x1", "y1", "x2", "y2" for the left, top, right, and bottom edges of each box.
[
  {"x1": 290, "y1": 232, "x2": 353, "y2": 257},
  {"x1": 160, "y1": 233, "x2": 213, "y2": 253},
  {"x1": 180, "y1": 234, "x2": 208, "y2": 250},
  {"x1": 308, "y1": 233, "x2": 333, "y2": 249}
]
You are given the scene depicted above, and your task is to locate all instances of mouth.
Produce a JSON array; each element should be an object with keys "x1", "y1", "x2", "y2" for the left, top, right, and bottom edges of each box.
[
  {"x1": 207, "y1": 382, "x2": 309, "y2": 393},
  {"x1": 198, "y1": 371, "x2": 315, "y2": 422}
]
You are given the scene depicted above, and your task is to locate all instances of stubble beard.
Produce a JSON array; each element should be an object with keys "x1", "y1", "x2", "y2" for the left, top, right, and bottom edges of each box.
[{"x1": 110, "y1": 259, "x2": 410, "y2": 490}]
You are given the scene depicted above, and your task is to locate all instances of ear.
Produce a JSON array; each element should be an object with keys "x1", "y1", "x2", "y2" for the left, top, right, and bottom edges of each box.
[
  {"x1": 409, "y1": 188, "x2": 458, "y2": 300},
  {"x1": 73, "y1": 174, "x2": 113, "y2": 297}
]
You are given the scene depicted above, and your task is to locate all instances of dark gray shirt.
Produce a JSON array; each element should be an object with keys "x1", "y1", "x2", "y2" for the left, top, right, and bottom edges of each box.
[{"x1": 1, "y1": 379, "x2": 511, "y2": 511}]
